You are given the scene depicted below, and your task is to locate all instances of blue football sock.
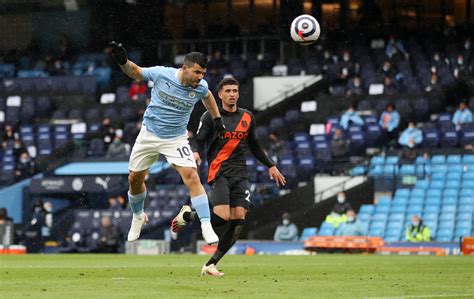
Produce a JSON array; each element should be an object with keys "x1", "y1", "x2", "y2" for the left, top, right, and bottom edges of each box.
[
  {"x1": 128, "y1": 190, "x2": 147, "y2": 215},
  {"x1": 191, "y1": 193, "x2": 211, "y2": 223}
]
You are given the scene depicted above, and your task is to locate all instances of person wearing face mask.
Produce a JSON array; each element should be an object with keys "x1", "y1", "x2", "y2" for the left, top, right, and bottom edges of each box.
[
  {"x1": 338, "y1": 210, "x2": 367, "y2": 236},
  {"x1": 273, "y1": 212, "x2": 299, "y2": 242},
  {"x1": 398, "y1": 121, "x2": 422, "y2": 149},
  {"x1": 452, "y1": 101, "x2": 472, "y2": 129},
  {"x1": 406, "y1": 215, "x2": 430, "y2": 242},
  {"x1": 326, "y1": 192, "x2": 353, "y2": 228},
  {"x1": 106, "y1": 134, "x2": 128, "y2": 159},
  {"x1": 15, "y1": 152, "x2": 35, "y2": 182},
  {"x1": 379, "y1": 103, "x2": 400, "y2": 145},
  {"x1": 340, "y1": 103, "x2": 364, "y2": 130},
  {"x1": 24, "y1": 198, "x2": 47, "y2": 252},
  {"x1": 346, "y1": 76, "x2": 364, "y2": 96}
]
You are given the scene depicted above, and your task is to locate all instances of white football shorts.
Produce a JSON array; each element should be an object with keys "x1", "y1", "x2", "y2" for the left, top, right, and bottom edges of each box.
[{"x1": 128, "y1": 125, "x2": 197, "y2": 172}]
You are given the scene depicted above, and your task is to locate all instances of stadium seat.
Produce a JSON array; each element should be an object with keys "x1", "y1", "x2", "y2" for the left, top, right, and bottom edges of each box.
[
  {"x1": 300, "y1": 227, "x2": 318, "y2": 240},
  {"x1": 390, "y1": 205, "x2": 406, "y2": 214},
  {"x1": 392, "y1": 197, "x2": 409, "y2": 206},
  {"x1": 410, "y1": 188, "x2": 425, "y2": 198},
  {"x1": 406, "y1": 205, "x2": 423, "y2": 217},
  {"x1": 400, "y1": 164, "x2": 416, "y2": 175},
  {"x1": 394, "y1": 188, "x2": 410, "y2": 198},
  {"x1": 378, "y1": 197, "x2": 391, "y2": 206},
  {"x1": 358, "y1": 204, "x2": 375, "y2": 215},
  {"x1": 442, "y1": 196, "x2": 458, "y2": 206},
  {"x1": 446, "y1": 155, "x2": 462, "y2": 164},
  {"x1": 414, "y1": 179, "x2": 430, "y2": 189},
  {"x1": 431, "y1": 155, "x2": 446, "y2": 165}
]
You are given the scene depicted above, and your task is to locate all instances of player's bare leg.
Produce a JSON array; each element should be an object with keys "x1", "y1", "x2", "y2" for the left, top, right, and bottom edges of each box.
[
  {"x1": 174, "y1": 166, "x2": 218, "y2": 244},
  {"x1": 127, "y1": 170, "x2": 149, "y2": 241}
]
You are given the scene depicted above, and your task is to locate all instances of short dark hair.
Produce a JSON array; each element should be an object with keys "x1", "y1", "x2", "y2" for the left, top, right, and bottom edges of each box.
[
  {"x1": 184, "y1": 52, "x2": 208, "y2": 68},
  {"x1": 217, "y1": 77, "x2": 239, "y2": 91}
]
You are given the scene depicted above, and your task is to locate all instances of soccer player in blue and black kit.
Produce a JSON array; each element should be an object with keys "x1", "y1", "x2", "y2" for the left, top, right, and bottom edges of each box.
[
  {"x1": 109, "y1": 42, "x2": 224, "y2": 245},
  {"x1": 172, "y1": 77, "x2": 286, "y2": 276}
]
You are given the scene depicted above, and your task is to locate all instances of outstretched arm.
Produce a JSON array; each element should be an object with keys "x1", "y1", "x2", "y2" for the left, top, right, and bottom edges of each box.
[
  {"x1": 108, "y1": 41, "x2": 143, "y2": 80},
  {"x1": 202, "y1": 91, "x2": 221, "y2": 119},
  {"x1": 247, "y1": 118, "x2": 286, "y2": 186},
  {"x1": 202, "y1": 91, "x2": 226, "y2": 137}
]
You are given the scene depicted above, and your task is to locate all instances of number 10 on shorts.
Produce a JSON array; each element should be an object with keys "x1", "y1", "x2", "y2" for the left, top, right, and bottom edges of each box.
[{"x1": 177, "y1": 146, "x2": 191, "y2": 158}]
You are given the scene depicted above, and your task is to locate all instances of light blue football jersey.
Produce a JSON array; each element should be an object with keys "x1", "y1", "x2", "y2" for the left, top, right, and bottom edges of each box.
[{"x1": 141, "y1": 66, "x2": 209, "y2": 139}]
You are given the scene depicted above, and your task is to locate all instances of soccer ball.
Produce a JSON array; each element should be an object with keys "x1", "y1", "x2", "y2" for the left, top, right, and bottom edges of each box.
[{"x1": 290, "y1": 14, "x2": 321, "y2": 45}]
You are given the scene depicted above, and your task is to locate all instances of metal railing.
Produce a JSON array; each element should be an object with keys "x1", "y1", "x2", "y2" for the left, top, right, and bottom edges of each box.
[{"x1": 156, "y1": 35, "x2": 285, "y2": 62}]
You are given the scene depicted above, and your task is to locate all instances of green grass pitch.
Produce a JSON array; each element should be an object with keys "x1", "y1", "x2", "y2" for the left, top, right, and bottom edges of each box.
[{"x1": 1, "y1": 254, "x2": 473, "y2": 299}]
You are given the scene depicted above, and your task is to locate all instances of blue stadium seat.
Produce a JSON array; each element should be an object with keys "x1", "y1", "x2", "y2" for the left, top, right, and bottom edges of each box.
[
  {"x1": 359, "y1": 204, "x2": 375, "y2": 215},
  {"x1": 429, "y1": 180, "x2": 445, "y2": 189},
  {"x1": 431, "y1": 164, "x2": 448, "y2": 173},
  {"x1": 392, "y1": 197, "x2": 409, "y2": 206},
  {"x1": 351, "y1": 166, "x2": 366, "y2": 176},
  {"x1": 460, "y1": 189, "x2": 474, "y2": 197},
  {"x1": 442, "y1": 196, "x2": 458, "y2": 206},
  {"x1": 378, "y1": 197, "x2": 391, "y2": 206},
  {"x1": 370, "y1": 156, "x2": 385, "y2": 166},
  {"x1": 365, "y1": 124, "x2": 381, "y2": 147},
  {"x1": 446, "y1": 174, "x2": 462, "y2": 185},
  {"x1": 388, "y1": 213, "x2": 405, "y2": 222},
  {"x1": 431, "y1": 172, "x2": 446, "y2": 181},
  {"x1": 441, "y1": 205, "x2": 457, "y2": 214},
  {"x1": 414, "y1": 179, "x2": 430, "y2": 189},
  {"x1": 415, "y1": 156, "x2": 430, "y2": 165},
  {"x1": 462, "y1": 154, "x2": 474, "y2": 164},
  {"x1": 446, "y1": 154, "x2": 462, "y2": 164},
  {"x1": 447, "y1": 164, "x2": 463, "y2": 173},
  {"x1": 409, "y1": 196, "x2": 424, "y2": 206},
  {"x1": 368, "y1": 165, "x2": 383, "y2": 176},
  {"x1": 443, "y1": 189, "x2": 459, "y2": 198},
  {"x1": 296, "y1": 157, "x2": 315, "y2": 179},
  {"x1": 375, "y1": 205, "x2": 390, "y2": 214},
  {"x1": 300, "y1": 227, "x2": 318, "y2": 240},
  {"x1": 423, "y1": 129, "x2": 439, "y2": 148},
  {"x1": 385, "y1": 156, "x2": 400, "y2": 165},
  {"x1": 426, "y1": 189, "x2": 442, "y2": 199},
  {"x1": 319, "y1": 227, "x2": 335, "y2": 236},
  {"x1": 410, "y1": 188, "x2": 425, "y2": 198},
  {"x1": 400, "y1": 164, "x2": 416, "y2": 175},
  {"x1": 440, "y1": 129, "x2": 459, "y2": 148},
  {"x1": 390, "y1": 205, "x2": 407, "y2": 214},
  {"x1": 439, "y1": 213, "x2": 456, "y2": 222},
  {"x1": 455, "y1": 221, "x2": 472, "y2": 231},
  {"x1": 431, "y1": 155, "x2": 446, "y2": 165},
  {"x1": 454, "y1": 228, "x2": 472, "y2": 240},
  {"x1": 424, "y1": 205, "x2": 440, "y2": 214},
  {"x1": 394, "y1": 188, "x2": 410, "y2": 198},
  {"x1": 358, "y1": 213, "x2": 371, "y2": 223},
  {"x1": 436, "y1": 229, "x2": 453, "y2": 242},
  {"x1": 372, "y1": 214, "x2": 388, "y2": 222},
  {"x1": 407, "y1": 205, "x2": 423, "y2": 217},
  {"x1": 293, "y1": 132, "x2": 310, "y2": 143}
]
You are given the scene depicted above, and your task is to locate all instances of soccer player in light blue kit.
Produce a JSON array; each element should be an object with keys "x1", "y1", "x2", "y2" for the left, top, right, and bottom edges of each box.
[{"x1": 109, "y1": 41, "x2": 224, "y2": 245}]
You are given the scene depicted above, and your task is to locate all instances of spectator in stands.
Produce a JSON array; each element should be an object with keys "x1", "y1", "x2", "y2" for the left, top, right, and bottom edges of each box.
[
  {"x1": 330, "y1": 128, "x2": 350, "y2": 158},
  {"x1": 128, "y1": 79, "x2": 147, "y2": 101},
  {"x1": 268, "y1": 131, "x2": 284, "y2": 161},
  {"x1": 43, "y1": 202, "x2": 53, "y2": 239},
  {"x1": 398, "y1": 121, "x2": 422, "y2": 149},
  {"x1": 385, "y1": 35, "x2": 408, "y2": 60},
  {"x1": 106, "y1": 134, "x2": 128, "y2": 159},
  {"x1": 338, "y1": 210, "x2": 367, "y2": 236},
  {"x1": 406, "y1": 215, "x2": 431, "y2": 242},
  {"x1": 108, "y1": 196, "x2": 120, "y2": 210},
  {"x1": 97, "y1": 216, "x2": 121, "y2": 253},
  {"x1": 346, "y1": 76, "x2": 364, "y2": 96},
  {"x1": 326, "y1": 192, "x2": 353, "y2": 227},
  {"x1": 0, "y1": 208, "x2": 14, "y2": 245},
  {"x1": 340, "y1": 103, "x2": 364, "y2": 130},
  {"x1": 378, "y1": 61, "x2": 398, "y2": 82},
  {"x1": 431, "y1": 52, "x2": 449, "y2": 70},
  {"x1": 15, "y1": 152, "x2": 35, "y2": 181},
  {"x1": 452, "y1": 101, "x2": 472, "y2": 129},
  {"x1": 425, "y1": 73, "x2": 442, "y2": 93},
  {"x1": 117, "y1": 194, "x2": 127, "y2": 210},
  {"x1": 383, "y1": 76, "x2": 398, "y2": 95},
  {"x1": 12, "y1": 138, "x2": 27, "y2": 161},
  {"x1": 2, "y1": 124, "x2": 17, "y2": 145},
  {"x1": 379, "y1": 103, "x2": 400, "y2": 144},
  {"x1": 98, "y1": 117, "x2": 116, "y2": 148},
  {"x1": 273, "y1": 212, "x2": 299, "y2": 242},
  {"x1": 337, "y1": 50, "x2": 358, "y2": 76},
  {"x1": 24, "y1": 198, "x2": 47, "y2": 252},
  {"x1": 207, "y1": 50, "x2": 227, "y2": 72}
]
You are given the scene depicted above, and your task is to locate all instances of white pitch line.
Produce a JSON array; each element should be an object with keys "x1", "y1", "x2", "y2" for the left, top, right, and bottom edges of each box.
[{"x1": 364, "y1": 294, "x2": 474, "y2": 299}]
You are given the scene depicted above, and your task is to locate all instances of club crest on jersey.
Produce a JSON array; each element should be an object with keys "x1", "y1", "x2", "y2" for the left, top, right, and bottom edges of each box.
[
  {"x1": 188, "y1": 91, "x2": 196, "y2": 98},
  {"x1": 241, "y1": 120, "x2": 248, "y2": 128},
  {"x1": 223, "y1": 131, "x2": 249, "y2": 140}
]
